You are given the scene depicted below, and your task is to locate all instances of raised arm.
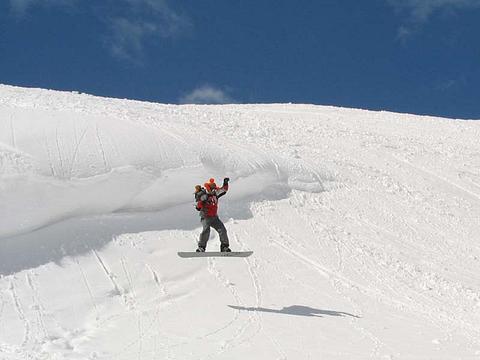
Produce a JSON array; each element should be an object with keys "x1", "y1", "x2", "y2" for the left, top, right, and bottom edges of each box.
[{"x1": 216, "y1": 177, "x2": 230, "y2": 198}]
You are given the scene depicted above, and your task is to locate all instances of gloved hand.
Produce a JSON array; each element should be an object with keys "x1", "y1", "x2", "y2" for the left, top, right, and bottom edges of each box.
[{"x1": 223, "y1": 177, "x2": 230, "y2": 186}]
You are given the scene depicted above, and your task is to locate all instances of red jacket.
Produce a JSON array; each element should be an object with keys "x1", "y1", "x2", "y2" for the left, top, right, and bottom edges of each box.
[{"x1": 197, "y1": 184, "x2": 228, "y2": 218}]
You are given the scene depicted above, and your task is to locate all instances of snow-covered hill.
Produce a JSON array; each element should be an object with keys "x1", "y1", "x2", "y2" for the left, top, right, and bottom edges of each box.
[{"x1": 0, "y1": 84, "x2": 479, "y2": 359}]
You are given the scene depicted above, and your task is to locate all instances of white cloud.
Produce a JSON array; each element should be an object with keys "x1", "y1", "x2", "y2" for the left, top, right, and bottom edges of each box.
[
  {"x1": 387, "y1": 0, "x2": 480, "y2": 38},
  {"x1": 435, "y1": 75, "x2": 467, "y2": 91},
  {"x1": 179, "y1": 85, "x2": 235, "y2": 105},
  {"x1": 106, "y1": 18, "x2": 156, "y2": 64},
  {"x1": 103, "y1": 0, "x2": 191, "y2": 63},
  {"x1": 122, "y1": 0, "x2": 190, "y2": 36},
  {"x1": 8, "y1": 0, "x2": 190, "y2": 64}
]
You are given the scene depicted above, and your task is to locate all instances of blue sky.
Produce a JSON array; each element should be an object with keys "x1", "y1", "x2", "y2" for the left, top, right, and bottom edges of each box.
[{"x1": 1, "y1": 0, "x2": 479, "y2": 119}]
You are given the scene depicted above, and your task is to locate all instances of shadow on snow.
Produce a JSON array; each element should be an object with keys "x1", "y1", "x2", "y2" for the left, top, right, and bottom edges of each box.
[
  {"x1": 228, "y1": 305, "x2": 361, "y2": 318},
  {"x1": 0, "y1": 186, "x2": 290, "y2": 275}
]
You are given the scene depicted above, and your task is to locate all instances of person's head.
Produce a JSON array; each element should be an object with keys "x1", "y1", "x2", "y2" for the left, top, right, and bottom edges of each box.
[{"x1": 194, "y1": 185, "x2": 202, "y2": 193}]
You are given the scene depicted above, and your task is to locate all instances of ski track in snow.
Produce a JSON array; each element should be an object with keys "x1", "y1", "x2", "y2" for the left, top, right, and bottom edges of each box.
[
  {"x1": 286, "y1": 193, "x2": 388, "y2": 358},
  {"x1": 258, "y1": 212, "x2": 385, "y2": 353},
  {"x1": 203, "y1": 256, "x2": 252, "y2": 358},
  {"x1": 25, "y1": 271, "x2": 49, "y2": 342},
  {"x1": 75, "y1": 257, "x2": 101, "y2": 321},
  {"x1": 92, "y1": 250, "x2": 124, "y2": 302},
  {"x1": 1, "y1": 85, "x2": 480, "y2": 359},
  {"x1": 391, "y1": 153, "x2": 480, "y2": 204},
  {"x1": 8, "y1": 279, "x2": 31, "y2": 349},
  {"x1": 233, "y1": 229, "x2": 288, "y2": 360}
]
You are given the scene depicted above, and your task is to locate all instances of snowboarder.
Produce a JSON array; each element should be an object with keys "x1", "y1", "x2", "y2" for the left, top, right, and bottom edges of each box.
[{"x1": 194, "y1": 177, "x2": 231, "y2": 252}]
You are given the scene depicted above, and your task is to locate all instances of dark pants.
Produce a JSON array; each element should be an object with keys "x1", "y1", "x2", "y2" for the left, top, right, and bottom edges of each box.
[{"x1": 198, "y1": 216, "x2": 229, "y2": 249}]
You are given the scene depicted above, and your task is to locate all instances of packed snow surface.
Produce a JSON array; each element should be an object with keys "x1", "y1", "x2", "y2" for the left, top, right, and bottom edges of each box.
[{"x1": 0, "y1": 84, "x2": 479, "y2": 359}]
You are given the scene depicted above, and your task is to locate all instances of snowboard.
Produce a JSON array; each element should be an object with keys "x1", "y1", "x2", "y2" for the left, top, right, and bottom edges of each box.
[{"x1": 177, "y1": 251, "x2": 253, "y2": 258}]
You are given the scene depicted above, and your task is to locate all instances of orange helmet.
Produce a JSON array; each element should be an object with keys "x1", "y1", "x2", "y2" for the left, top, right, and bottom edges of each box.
[{"x1": 204, "y1": 178, "x2": 216, "y2": 191}]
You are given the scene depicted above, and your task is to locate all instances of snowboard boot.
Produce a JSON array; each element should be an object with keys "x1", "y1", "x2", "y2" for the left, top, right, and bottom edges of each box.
[
  {"x1": 220, "y1": 245, "x2": 231, "y2": 252},
  {"x1": 196, "y1": 247, "x2": 205, "y2": 252}
]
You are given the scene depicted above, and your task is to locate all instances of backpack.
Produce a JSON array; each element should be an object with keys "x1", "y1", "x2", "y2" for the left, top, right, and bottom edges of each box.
[{"x1": 194, "y1": 186, "x2": 208, "y2": 205}]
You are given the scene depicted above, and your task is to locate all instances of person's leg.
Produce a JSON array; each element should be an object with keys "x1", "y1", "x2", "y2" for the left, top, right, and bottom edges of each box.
[
  {"x1": 211, "y1": 217, "x2": 230, "y2": 250},
  {"x1": 198, "y1": 218, "x2": 211, "y2": 249}
]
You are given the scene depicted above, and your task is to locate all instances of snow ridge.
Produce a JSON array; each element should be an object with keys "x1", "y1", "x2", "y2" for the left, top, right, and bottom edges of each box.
[
  {"x1": 0, "y1": 85, "x2": 323, "y2": 238},
  {"x1": 1, "y1": 84, "x2": 479, "y2": 360}
]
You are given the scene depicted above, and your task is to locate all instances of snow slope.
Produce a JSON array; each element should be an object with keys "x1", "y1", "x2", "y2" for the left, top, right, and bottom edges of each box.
[{"x1": 0, "y1": 84, "x2": 479, "y2": 359}]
